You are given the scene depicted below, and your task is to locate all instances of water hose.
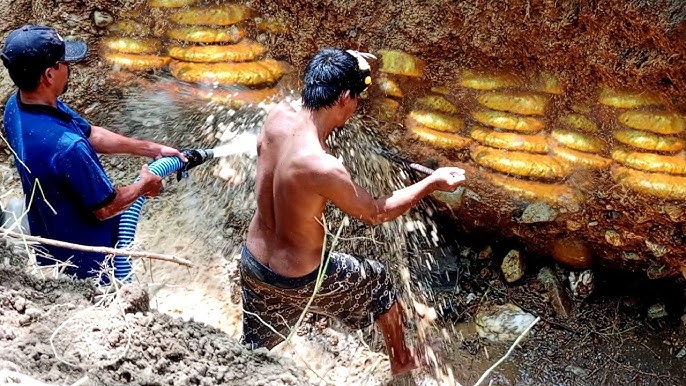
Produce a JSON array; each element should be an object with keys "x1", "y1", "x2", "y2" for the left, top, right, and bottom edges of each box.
[{"x1": 113, "y1": 149, "x2": 213, "y2": 282}]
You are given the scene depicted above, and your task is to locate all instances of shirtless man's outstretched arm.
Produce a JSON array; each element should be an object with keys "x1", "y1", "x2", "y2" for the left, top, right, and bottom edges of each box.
[{"x1": 304, "y1": 153, "x2": 464, "y2": 225}]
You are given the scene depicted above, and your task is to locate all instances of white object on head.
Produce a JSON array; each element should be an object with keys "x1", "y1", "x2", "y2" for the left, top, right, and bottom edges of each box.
[{"x1": 346, "y1": 50, "x2": 376, "y2": 71}]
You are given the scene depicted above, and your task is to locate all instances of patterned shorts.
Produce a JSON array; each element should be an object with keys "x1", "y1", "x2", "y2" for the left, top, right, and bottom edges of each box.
[{"x1": 240, "y1": 246, "x2": 397, "y2": 349}]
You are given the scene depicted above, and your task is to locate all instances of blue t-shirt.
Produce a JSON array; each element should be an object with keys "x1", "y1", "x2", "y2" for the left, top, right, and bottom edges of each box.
[{"x1": 3, "y1": 92, "x2": 120, "y2": 279}]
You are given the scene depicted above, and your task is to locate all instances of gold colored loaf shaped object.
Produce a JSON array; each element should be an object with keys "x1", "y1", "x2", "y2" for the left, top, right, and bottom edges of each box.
[
  {"x1": 528, "y1": 72, "x2": 563, "y2": 95},
  {"x1": 148, "y1": 0, "x2": 198, "y2": 7},
  {"x1": 477, "y1": 92, "x2": 548, "y2": 116},
  {"x1": 103, "y1": 52, "x2": 171, "y2": 71},
  {"x1": 168, "y1": 40, "x2": 266, "y2": 63},
  {"x1": 618, "y1": 110, "x2": 686, "y2": 135},
  {"x1": 611, "y1": 148, "x2": 686, "y2": 175},
  {"x1": 459, "y1": 70, "x2": 521, "y2": 90},
  {"x1": 169, "y1": 59, "x2": 284, "y2": 86},
  {"x1": 378, "y1": 50, "x2": 426, "y2": 78},
  {"x1": 487, "y1": 173, "x2": 582, "y2": 209},
  {"x1": 377, "y1": 75, "x2": 403, "y2": 98},
  {"x1": 472, "y1": 110, "x2": 545, "y2": 133},
  {"x1": 471, "y1": 145, "x2": 571, "y2": 180},
  {"x1": 470, "y1": 127, "x2": 549, "y2": 154},
  {"x1": 551, "y1": 144, "x2": 612, "y2": 169},
  {"x1": 559, "y1": 113, "x2": 598, "y2": 133},
  {"x1": 550, "y1": 129, "x2": 605, "y2": 154},
  {"x1": 103, "y1": 37, "x2": 161, "y2": 54},
  {"x1": 167, "y1": 25, "x2": 245, "y2": 43},
  {"x1": 171, "y1": 5, "x2": 251, "y2": 26},
  {"x1": 612, "y1": 166, "x2": 686, "y2": 200},
  {"x1": 613, "y1": 128, "x2": 685, "y2": 153},
  {"x1": 107, "y1": 20, "x2": 151, "y2": 37},
  {"x1": 416, "y1": 95, "x2": 458, "y2": 114},
  {"x1": 599, "y1": 88, "x2": 662, "y2": 109},
  {"x1": 408, "y1": 122, "x2": 471, "y2": 149},
  {"x1": 407, "y1": 110, "x2": 465, "y2": 133}
]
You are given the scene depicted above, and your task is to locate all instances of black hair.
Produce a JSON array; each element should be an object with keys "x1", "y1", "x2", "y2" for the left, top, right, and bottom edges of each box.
[
  {"x1": 302, "y1": 48, "x2": 368, "y2": 111},
  {"x1": 4, "y1": 63, "x2": 45, "y2": 91}
]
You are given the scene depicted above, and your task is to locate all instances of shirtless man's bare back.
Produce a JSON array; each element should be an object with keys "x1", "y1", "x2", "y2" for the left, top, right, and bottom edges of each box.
[{"x1": 240, "y1": 48, "x2": 465, "y2": 375}]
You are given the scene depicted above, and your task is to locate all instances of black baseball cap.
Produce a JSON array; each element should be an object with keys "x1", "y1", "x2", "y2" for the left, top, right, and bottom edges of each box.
[{"x1": 1, "y1": 25, "x2": 88, "y2": 72}]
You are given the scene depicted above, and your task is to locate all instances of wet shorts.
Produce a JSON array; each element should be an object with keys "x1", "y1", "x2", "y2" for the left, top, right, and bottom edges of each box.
[{"x1": 240, "y1": 246, "x2": 397, "y2": 349}]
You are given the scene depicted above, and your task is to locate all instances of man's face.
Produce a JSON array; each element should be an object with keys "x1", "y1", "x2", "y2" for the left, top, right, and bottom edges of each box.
[
  {"x1": 46, "y1": 61, "x2": 69, "y2": 94},
  {"x1": 56, "y1": 61, "x2": 70, "y2": 94}
]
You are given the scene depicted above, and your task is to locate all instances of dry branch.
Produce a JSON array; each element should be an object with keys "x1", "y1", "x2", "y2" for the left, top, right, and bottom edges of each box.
[
  {"x1": 472, "y1": 316, "x2": 541, "y2": 386},
  {"x1": 1, "y1": 229, "x2": 194, "y2": 267}
]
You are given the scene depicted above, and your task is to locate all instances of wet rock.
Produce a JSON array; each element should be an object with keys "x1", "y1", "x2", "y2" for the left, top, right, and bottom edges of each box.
[
  {"x1": 501, "y1": 250, "x2": 525, "y2": 283},
  {"x1": 538, "y1": 267, "x2": 572, "y2": 318},
  {"x1": 551, "y1": 238, "x2": 593, "y2": 269},
  {"x1": 604, "y1": 230, "x2": 623, "y2": 246},
  {"x1": 645, "y1": 240, "x2": 668, "y2": 257},
  {"x1": 621, "y1": 251, "x2": 643, "y2": 261},
  {"x1": 606, "y1": 210, "x2": 621, "y2": 220},
  {"x1": 518, "y1": 201, "x2": 557, "y2": 223},
  {"x1": 568, "y1": 270, "x2": 595, "y2": 299},
  {"x1": 93, "y1": 11, "x2": 113, "y2": 27},
  {"x1": 647, "y1": 303, "x2": 668, "y2": 319},
  {"x1": 433, "y1": 186, "x2": 465, "y2": 207},
  {"x1": 647, "y1": 264, "x2": 671, "y2": 280},
  {"x1": 464, "y1": 188, "x2": 482, "y2": 202},
  {"x1": 663, "y1": 203, "x2": 684, "y2": 222},
  {"x1": 566, "y1": 220, "x2": 582, "y2": 231},
  {"x1": 475, "y1": 303, "x2": 537, "y2": 342},
  {"x1": 478, "y1": 245, "x2": 493, "y2": 260},
  {"x1": 12, "y1": 297, "x2": 26, "y2": 313},
  {"x1": 118, "y1": 284, "x2": 150, "y2": 314},
  {"x1": 18, "y1": 314, "x2": 31, "y2": 326},
  {"x1": 25, "y1": 307, "x2": 43, "y2": 320},
  {"x1": 565, "y1": 364, "x2": 590, "y2": 378}
]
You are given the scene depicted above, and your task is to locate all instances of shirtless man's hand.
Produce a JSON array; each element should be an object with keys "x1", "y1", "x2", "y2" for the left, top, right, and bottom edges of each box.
[{"x1": 427, "y1": 167, "x2": 466, "y2": 192}]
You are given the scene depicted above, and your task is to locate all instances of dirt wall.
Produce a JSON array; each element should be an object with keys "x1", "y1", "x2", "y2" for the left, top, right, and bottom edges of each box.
[{"x1": 247, "y1": 0, "x2": 686, "y2": 107}]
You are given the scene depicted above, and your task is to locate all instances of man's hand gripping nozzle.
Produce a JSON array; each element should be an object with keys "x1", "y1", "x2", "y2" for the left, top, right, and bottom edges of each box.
[{"x1": 176, "y1": 148, "x2": 214, "y2": 181}]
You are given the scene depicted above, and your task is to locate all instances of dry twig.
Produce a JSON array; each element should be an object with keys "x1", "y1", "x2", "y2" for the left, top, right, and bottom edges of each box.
[
  {"x1": 1, "y1": 229, "x2": 193, "y2": 267},
  {"x1": 472, "y1": 316, "x2": 541, "y2": 386}
]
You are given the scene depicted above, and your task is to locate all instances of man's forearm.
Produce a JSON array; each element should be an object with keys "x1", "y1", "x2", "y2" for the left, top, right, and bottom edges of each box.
[
  {"x1": 93, "y1": 182, "x2": 149, "y2": 220},
  {"x1": 89, "y1": 126, "x2": 157, "y2": 157},
  {"x1": 370, "y1": 177, "x2": 436, "y2": 224}
]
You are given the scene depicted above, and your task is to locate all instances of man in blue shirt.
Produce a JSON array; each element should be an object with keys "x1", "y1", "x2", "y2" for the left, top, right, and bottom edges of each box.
[{"x1": 1, "y1": 25, "x2": 186, "y2": 280}]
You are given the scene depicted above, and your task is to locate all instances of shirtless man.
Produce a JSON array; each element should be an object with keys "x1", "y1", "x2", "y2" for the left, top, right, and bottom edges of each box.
[{"x1": 240, "y1": 48, "x2": 465, "y2": 375}]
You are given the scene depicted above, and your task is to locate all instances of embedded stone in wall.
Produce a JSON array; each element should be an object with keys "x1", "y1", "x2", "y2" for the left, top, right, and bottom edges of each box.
[
  {"x1": 501, "y1": 249, "x2": 525, "y2": 283},
  {"x1": 377, "y1": 49, "x2": 426, "y2": 78}
]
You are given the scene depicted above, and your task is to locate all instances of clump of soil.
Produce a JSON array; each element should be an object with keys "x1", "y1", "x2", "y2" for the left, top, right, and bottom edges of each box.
[{"x1": 0, "y1": 264, "x2": 314, "y2": 386}]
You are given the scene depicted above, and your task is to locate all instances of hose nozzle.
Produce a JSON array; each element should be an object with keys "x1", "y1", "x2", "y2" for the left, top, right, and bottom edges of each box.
[{"x1": 177, "y1": 148, "x2": 214, "y2": 180}]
